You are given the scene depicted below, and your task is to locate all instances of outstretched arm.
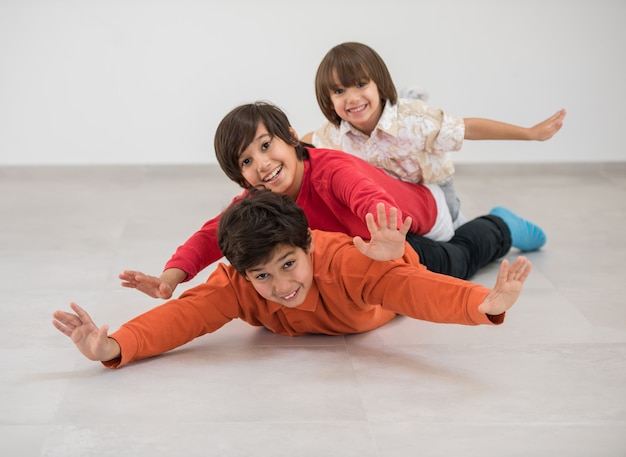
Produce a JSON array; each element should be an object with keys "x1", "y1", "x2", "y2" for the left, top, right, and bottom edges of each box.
[
  {"x1": 119, "y1": 198, "x2": 242, "y2": 299},
  {"x1": 477, "y1": 256, "x2": 532, "y2": 316},
  {"x1": 119, "y1": 268, "x2": 187, "y2": 299},
  {"x1": 353, "y1": 203, "x2": 412, "y2": 261},
  {"x1": 464, "y1": 109, "x2": 566, "y2": 141},
  {"x1": 52, "y1": 302, "x2": 121, "y2": 362}
]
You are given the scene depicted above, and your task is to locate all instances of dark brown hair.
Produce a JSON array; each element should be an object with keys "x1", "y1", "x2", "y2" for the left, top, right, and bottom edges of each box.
[
  {"x1": 214, "y1": 101, "x2": 310, "y2": 188},
  {"x1": 217, "y1": 187, "x2": 312, "y2": 276},
  {"x1": 314, "y1": 42, "x2": 397, "y2": 126}
]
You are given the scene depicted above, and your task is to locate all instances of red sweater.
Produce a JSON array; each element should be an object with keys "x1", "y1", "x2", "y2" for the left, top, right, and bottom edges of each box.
[
  {"x1": 106, "y1": 230, "x2": 497, "y2": 368},
  {"x1": 165, "y1": 147, "x2": 438, "y2": 281}
]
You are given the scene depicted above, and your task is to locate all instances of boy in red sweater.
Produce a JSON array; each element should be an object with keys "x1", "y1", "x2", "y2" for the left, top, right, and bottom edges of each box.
[{"x1": 53, "y1": 189, "x2": 531, "y2": 369}]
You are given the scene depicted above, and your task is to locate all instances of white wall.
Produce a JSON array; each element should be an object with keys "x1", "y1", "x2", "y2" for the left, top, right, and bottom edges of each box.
[{"x1": 1, "y1": 0, "x2": 624, "y2": 166}]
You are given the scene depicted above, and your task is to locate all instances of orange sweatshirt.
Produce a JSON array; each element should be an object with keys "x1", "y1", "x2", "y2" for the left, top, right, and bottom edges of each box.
[{"x1": 105, "y1": 230, "x2": 499, "y2": 368}]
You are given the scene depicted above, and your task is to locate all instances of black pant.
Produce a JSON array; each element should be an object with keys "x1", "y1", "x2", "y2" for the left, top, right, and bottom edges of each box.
[{"x1": 406, "y1": 215, "x2": 511, "y2": 280}]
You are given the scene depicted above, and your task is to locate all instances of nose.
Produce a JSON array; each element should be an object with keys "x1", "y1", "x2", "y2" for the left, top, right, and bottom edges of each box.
[
  {"x1": 253, "y1": 151, "x2": 271, "y2": 173},
  {"x1": 272, "y1": 276, "x2": 291, "y2": 296},
  {"x1": 345, "y1": 86, "x2": 360, "y2": 101}
]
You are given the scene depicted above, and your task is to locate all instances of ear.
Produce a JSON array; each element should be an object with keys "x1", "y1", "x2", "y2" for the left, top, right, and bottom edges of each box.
[
  {"x1": 289, "y1": 127, "x2": 300, "y2": 144},
  {"x1": 306, "y1": 229, "x2": 315, "y2": 254}
]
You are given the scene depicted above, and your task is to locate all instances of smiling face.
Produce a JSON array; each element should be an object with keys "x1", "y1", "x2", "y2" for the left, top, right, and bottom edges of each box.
[
  {"x1": 245, "y1": 243, "x2": 314, "y2": 308},
  {"x1": 329, "y1": 71, "x2": 383, "y2": 136},
  {"x1": 238, "y1": 123, "x2": 305, "y2": 200},
  {"x1": 314, "y1": 43, "x2": 397, "y2": 129}
]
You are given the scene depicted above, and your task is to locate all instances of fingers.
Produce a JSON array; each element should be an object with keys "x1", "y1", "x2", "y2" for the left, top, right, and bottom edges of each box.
[
  {"x1": 364, "y1": 212, "x2": 378, "y2": 235},
  {"x1": 366, "y1": 203, "x2": 409, "y2": 236},
  {"x1": 52, "y1": 314, "x2": 74, "y2": 337},
  {"x1": 500, "y1": 256, "x2": 532, "y2": 282},
  {"x1": 399, "y1": 216, "x2": 412, "y2": 236},
  {"x1": 119, "y1": 270, "x2": 142, "y2": 281},
  {"x1": 353, "y1": 235, "x2": 366, "y2": 253},
  {"x1": 546, "y1": 109, "x2": 566, "y2": 124},
  {"x1": 70, "y1": 302, "x2": 95, "y2": 325},
  {"x1": 550, "y1": 110, "x2": 565, "y2": 129},
  {"x1": 495, "y1": 258, "x2": 510, "y2": 285},
  {"x1": 509, "y1": 256, "x2": 527, "y2": 277},
  {"x1": 119, "y1": 270, "x2": 140, "y2": 288},
  {"x1": 548, "y1": 109, "x2": 564, "y2": 122},
  {"x1": 119, "y1": 270, "x2": 158, "y2": 294},
  {"x1": 52, "y1": 308, "x2": 81, "y2": 329},
  {"x1": 510, "y1": 256, "x2": 532, "y2": 282},
  {"x1": 52, "y1": 311, "x2": 83, "y2": 338},
  {"x1": 534, "y1": 109, "x2": 566, "y2": 140},
  {"x1": 367, "y1": 203, "x2": 390, "y2": 229},
  {"x1": 377, "y1": 203, "x2": 387, "y2": 226},
  {"x1": 366, "y1": 204, "x2": 394, "y2": 235},
  {"x1": 373, "y1": 203, "x2": 402, "y2": 230},
  {"x1": 380, "y1": 203, "x2": 391, "y2": 229},
  {"x1": 52, "y1": 302, "x2": 95, "y2": 334}
]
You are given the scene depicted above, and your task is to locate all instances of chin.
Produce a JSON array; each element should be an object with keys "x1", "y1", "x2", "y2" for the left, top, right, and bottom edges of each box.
[{"x1": 279, "y1": 295, "x2": 306, "y2": 308}]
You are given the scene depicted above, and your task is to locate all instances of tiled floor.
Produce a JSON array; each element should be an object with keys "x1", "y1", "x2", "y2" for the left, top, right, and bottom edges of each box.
[{"x1": 1, "y1": 162, "x2": 625, "y2": 456}]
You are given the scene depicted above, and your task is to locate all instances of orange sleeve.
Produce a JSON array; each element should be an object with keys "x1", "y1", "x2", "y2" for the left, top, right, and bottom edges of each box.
[
  {"x1": 335, "y1": 243, "x2": 497, "y2": 326},
  {"x1": 103, "y1": 265, "x2": 242, "y2": 368}
]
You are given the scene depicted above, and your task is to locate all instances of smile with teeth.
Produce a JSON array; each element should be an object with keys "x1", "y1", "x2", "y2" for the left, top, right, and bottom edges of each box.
[
  {"x1": 263, "y1": 165, "x2": 283, "y2": 182},
  {"x1": 281, "y1": 288, "x2": 299, "y2": 300},
  {"x1": 347, "y1": 104, "x2": 367, "y2": 113}
]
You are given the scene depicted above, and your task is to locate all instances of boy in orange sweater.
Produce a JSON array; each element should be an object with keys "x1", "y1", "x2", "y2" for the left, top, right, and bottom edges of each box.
[{"x1": 53, "y1": 189, "x2": 531, "y2": 369}]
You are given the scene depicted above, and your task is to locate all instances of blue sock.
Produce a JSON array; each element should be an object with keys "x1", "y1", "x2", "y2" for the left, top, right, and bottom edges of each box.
[{"x1": 489, "y1": 206, "x2": 547, "y2": 251}]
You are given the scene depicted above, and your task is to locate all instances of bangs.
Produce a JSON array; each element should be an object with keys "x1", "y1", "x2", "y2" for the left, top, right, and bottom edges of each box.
[
  {"x1": 332, "y1": 60, "x2": 371, "y2": 89},
  {"x1": 317, "y1": 49, "x2": 372, "y2": 93},
  {"x1": 235, "y1": 113, "x2": 261, "y2": 157}
]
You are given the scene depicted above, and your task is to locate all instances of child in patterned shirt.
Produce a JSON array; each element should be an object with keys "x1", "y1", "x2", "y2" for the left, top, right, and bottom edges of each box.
[{"x1": 302, "y1": 41, "x2": 566, "y2": 227}]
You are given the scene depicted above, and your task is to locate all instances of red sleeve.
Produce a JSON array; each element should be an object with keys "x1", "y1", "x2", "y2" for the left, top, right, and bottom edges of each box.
[
  {"x1": 334, "y1": 172, "x2": 399, "y2": 225},
  {"x1": 163, "y1": 193, "x2": 245, "y2": 282},
  {"x1": 321, "y1": 152, "x2": 433, "y2": 233}
]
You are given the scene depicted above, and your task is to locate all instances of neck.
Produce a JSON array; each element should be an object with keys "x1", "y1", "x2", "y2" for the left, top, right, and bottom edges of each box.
[{"x1": 287, "y1": 159, "x2": 305, "y2": 200}]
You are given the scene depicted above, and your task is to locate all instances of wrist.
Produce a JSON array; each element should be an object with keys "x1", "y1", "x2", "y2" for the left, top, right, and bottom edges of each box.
[
  {"x1": 525, "y1": 127, "x2": 536, "y2": 141},
  {"x1": 160, "y1": 268, "x2": 187, "y2": 287},
  {"x1": 103, "y1": 337, "x2": 121, "y2": 362}
]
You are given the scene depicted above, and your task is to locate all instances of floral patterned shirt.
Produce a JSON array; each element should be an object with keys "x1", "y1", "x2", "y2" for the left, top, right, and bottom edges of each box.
[{"x1": 311, "y1": 98, "x2": 465, "y2": 185}]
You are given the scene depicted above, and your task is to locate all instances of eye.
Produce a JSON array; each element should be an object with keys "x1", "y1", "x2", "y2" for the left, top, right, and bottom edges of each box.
[
  {"x1": 254, "y1": 272, "x2": 270, "y2": 281},
  {"x1": 240, "y1": 157, "x2": 251, "y2": 168},
  {"x1": 283, "y1": 260, "x2": 295, "y2": 270},
  {"x1": 261, "y1": 140, "x2": 271, "y2": 151},
  {"x1": 333, "y1": 88, "x2": 344, "y2": 95},
  {"x1": 357, "y1": 81, "x2": 368, "y2": 89}
]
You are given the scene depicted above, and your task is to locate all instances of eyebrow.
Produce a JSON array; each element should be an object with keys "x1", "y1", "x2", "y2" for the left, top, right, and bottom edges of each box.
[
  {"x1": 247, "y1": 249, "x2": 295, "y2": 273},
  {"x1": 255, "y1": 132, "x2": 270, "y2": 142}
]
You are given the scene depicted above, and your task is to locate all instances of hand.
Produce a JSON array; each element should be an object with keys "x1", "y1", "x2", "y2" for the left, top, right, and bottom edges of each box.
[
  {"x1": 119, "y1": 270, "x2": 175, "y2": 299},
  {"x1": 477, "y1": 256, "x2": 532, "y2": 316},
  {"x1": 353, "y1": 203, "x2": 412, "y2": 261},
  {"x1": 528, "y1": 108, "x2": 566, "y2": 141},
  {"x1": 52, "y1": 302, "x2": 121, "y2": 361}
]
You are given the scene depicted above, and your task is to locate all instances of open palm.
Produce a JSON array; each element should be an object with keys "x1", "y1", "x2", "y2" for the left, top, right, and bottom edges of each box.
[{"x1": 353, "y1": 203, "x2": 412, "y2": 261}]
